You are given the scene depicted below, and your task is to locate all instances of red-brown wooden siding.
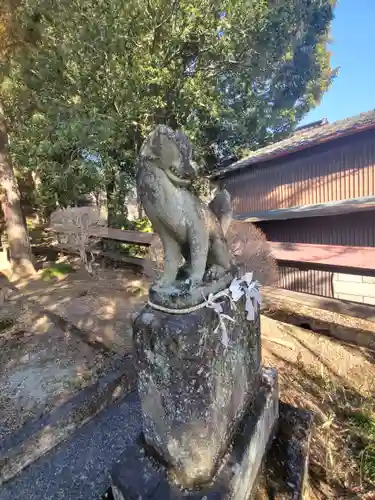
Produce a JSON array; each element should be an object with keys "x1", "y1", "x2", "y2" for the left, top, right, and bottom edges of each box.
[
  {"x1": 257, "y1": 211, "x2": 375, "y2": 298},
  {"x1": 257, "y1": 211, "x2": 375, "y2": 247},
  {"x1": 217, "y1": 129, "x2": 375, "y2": 300},
  {"x1": 221, "y1": 129, "x2": 375, "y2": 216}
]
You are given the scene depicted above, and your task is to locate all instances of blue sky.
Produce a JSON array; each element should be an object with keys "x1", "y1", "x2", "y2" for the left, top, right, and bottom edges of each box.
[{"x1": 301, "y1": 0, "x2": 375, "y2": 125}]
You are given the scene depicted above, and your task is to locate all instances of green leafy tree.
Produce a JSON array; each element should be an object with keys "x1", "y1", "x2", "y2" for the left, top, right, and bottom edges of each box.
[{"x1": 6, "y1": 0, "x2": 336, "y2": 222}]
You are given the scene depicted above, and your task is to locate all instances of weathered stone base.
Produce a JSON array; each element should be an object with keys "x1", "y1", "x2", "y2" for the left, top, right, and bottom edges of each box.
[
  {"x1": 255, "y1": 402, "x2": 314, "y2": 499},
  {"x1": 133, "y1": 295, "x2": 262, "y2": 487},
  {"x1": 110, "y1": 368, "x2": 278, "y2": 500}
]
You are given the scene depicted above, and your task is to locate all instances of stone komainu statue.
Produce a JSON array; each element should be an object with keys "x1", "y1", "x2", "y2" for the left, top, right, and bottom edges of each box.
[{"x1": 136, "y1": 125, "x2": 233, "y2": 290}]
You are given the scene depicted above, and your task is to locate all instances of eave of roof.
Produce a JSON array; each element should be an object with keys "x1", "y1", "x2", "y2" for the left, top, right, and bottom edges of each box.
[{"x1": 210, "y1": 110, "x2": 375, "y2": 179}]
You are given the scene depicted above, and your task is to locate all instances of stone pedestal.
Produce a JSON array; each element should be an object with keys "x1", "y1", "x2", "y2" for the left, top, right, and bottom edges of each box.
[
  {"x1": 111, "y1": 368, "x2": 279, "y2": 500},
  {"x1": 256, "y1": 402, "x2": 314, "y2": 499},
  {"x1": 132, "y1": 296, "x2": 262, "y2": 488}
]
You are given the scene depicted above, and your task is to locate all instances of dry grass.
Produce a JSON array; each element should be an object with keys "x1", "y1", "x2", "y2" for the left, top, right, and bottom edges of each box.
[
  {"x1": 262, "y1": 316, "x2": 375, "y2": 499},
  {"x1": 263, "y1": 289, "x2": 375, "y2": 340}
]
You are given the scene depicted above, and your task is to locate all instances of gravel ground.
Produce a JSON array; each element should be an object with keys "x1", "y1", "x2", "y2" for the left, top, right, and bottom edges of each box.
[{"x1": 0, "y1": 392, "x2": 141, "y2": 500}]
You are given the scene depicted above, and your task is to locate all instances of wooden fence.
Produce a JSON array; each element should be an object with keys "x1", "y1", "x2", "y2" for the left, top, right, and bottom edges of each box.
[{"x1": 51, "y1": 224, "x2": 375, "y2": 280}]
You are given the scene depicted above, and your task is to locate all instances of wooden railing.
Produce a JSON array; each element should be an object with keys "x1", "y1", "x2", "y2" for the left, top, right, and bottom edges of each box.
[
  {"x1": 48, "y1": 227, "x2": 154, "y2": 270},
  {"x1": 49, "y1": 225, "x2": 154, "y2": 246},
  {"x1": 49, "y1": 226, "x2": 375, "y2": 275},
  {"x1": 269, "y1": 242, "x2": 375, "y2": 273}
]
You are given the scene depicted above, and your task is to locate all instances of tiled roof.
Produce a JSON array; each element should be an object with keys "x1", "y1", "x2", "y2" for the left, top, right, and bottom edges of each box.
[{"x1": 211, "y1": 109, "x2": 375, "y2": 178}]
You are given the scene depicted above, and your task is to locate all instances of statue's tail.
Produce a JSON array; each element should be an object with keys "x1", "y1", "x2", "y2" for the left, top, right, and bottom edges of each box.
[{"x1": 209, "y1": 189, "x2": 232, "y2": 236}]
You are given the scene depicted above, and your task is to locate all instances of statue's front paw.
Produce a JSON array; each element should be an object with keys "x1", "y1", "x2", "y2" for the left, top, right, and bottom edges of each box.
[
  {"x1": 183, "y1": 277, "x2": 202, "y2": 290},
  {"x1": 205, "y1": 265, "x2": 226, "y2": 281},
  {"x1": 153, "y1": 277, "x2": 175, "y2": 290}
]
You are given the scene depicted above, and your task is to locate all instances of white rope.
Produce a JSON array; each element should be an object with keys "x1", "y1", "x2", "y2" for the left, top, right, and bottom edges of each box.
[
  {"x1": 147, "y1": 273, "x2": 261, "y2": 347},
  {"x1": 147, "y1": 287, "x2": 231, "y2": 314}
]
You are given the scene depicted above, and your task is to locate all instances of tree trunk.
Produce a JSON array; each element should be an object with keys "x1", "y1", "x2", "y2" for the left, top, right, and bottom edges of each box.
[
  {"x1": 0, "y1": 105, "x2": 35, "y2": 276},
  {"x1": 106, "y1": 169, "x2": 116, "y2": 227}
]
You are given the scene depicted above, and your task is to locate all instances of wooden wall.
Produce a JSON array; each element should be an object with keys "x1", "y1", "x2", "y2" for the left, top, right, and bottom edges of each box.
[{"x1": 221, "y1": 129, "x2": 375, "y2": 217}]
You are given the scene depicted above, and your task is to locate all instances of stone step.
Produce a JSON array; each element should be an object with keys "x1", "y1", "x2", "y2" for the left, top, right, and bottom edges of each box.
[
  {"x1": 0, "y1": 391, "x2": 142, "y2": 500},
  {"x1": 0, "y1": 356, "x2": 136, "y2": 486}
]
